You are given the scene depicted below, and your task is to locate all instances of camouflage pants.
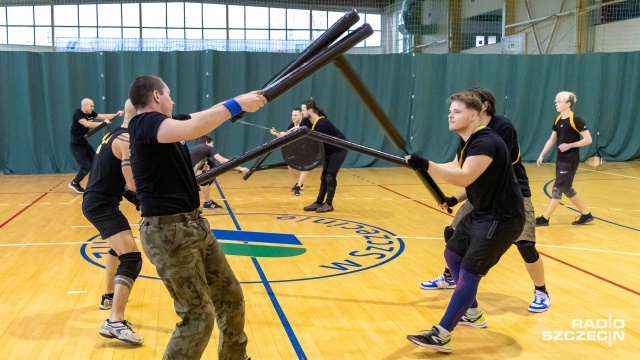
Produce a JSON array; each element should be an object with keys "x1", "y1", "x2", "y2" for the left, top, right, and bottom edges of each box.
[
  {"x1": 140, "y1": 210, "x2": 248, "y2": 360},
  {"x1": 451, "y1": 197, "x2": 536, "y2": 242}
]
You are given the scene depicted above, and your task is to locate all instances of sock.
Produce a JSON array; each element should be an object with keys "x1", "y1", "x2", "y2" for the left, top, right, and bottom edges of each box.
[
  {"x1": 535, "y1": 285, "x2": 547, "y2": 293},
  {"x1": 466, "y1": 307, "x2": 480, "y2": 316},
  {"x1": 443, "y1": 267, "x2": 453, "y2": 281},
  {"x1": 439, "y1": 269, "x2": 481, "y2": 332},
  {"x1": 436, "y1": 325, "x2": 451, "y2": 337}
]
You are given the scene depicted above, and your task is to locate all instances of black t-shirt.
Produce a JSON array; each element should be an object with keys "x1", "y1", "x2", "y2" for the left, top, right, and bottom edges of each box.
[
  {"x1": 128, "y1": 111, "x2": 199, "y2": 216},
  {"x1": 287, "y1": 118, "x2": 312, "y2": 130},
  {"x1": 189, "y1": 144, "x2": 219, "y2": 167},
  {"x1": 553, "y1": 114, "x2": 587, "y2": 163},
  {"x1": 486, "y1": 115, "x2": 531, "y2": 198},
  {"x1": 85, "y1": 127, "x2": 128, "y2": 198},
  {"x1": 457, "y1": 128, "x2": 524, "y2": 220},
  {"x1": 70, "y1": 108, "x2": 99, "y2": 143},
  {"x1": 311, "y1": 117, "x2": 346, "y2": 154}
]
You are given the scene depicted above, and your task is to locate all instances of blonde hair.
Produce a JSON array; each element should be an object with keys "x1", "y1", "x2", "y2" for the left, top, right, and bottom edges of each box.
[{"x1": 555, "y1": 91, "x2": 577, "y2": 107}]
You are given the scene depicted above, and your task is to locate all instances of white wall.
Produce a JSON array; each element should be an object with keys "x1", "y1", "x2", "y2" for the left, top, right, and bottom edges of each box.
[
  {"x1": 461, "y1": 0, "x2": 503, "y2": 18},
  {"x1": 594, "y1": 17, "x2": 640, "y2": 52},
  {"x1": 511, "y1": 0, "x2": 577, "y2": 54}
]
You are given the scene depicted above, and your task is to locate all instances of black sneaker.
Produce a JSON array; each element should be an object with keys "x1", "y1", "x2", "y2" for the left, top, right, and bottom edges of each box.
[
  {"x1": 293, "y1": 185, "x2": 301, "y2": 196},
  {"x1": 99, "y1": 293, "x2": 113, "y2": 310},
  {"x1": 303, "y1": 203, "x2": 322, "y2": 211},
  {"x1": 535, "y1": 216, "x2": 549, "y2": 227},
  {"x1": 69, "y1": 181, "x2": 84, "y2": 193},
  {"x1": 315, "y1": 203, "x2": 334, "y2": 213},
  {"x1": 407, "y1": 326, "x2": 451, "y2": 353},
  {"x1": 290, "y1": 183, "x2": 298, "y2": 191},
  {"x1": 203, "y1": 200, "x2": 223, "y2": 209},
  {"x1": 572, "y1": 213, "x2": 594, "y2": 225}
]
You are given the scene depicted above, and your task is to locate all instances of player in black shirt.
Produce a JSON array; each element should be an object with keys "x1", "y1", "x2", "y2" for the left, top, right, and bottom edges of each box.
[
  {"x1": 301, "y1": 100, "x2": 348, "y2": 213},
  {"x1": 536, "y1": 91, "x2": 594, "y2": 226},
  {"x1": 406, "y1": 92, "x2": 525, "y2": 353},
  {"x1": 69, "y1": 98, "x2": 123, "y2": 193},
  {"x1": 189, "y1": 135, "x2": 249, "y2": 209},
  {"x1": 128, "y1": 75, "x2": 265, "y2": 360},
  {"x1": 270, "y1": 107, "x2": 312, "y2": 195},
  {"x1": 81, "y1": 99, "x2": 143, "y2": 344},
  {"x1": 421, "y1": 87, "x2": 550, "y2": 313}
]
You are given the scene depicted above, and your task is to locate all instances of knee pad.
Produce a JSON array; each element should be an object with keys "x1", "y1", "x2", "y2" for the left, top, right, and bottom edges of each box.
[
  {"x1": 443, "y1": 226, "x2": 455, "y2": 243},
  {"x1": 326, "y1": 174, "x2": 336, "y2": 186},
  {"x1": 108, "y1": 248, "x2": 118, "y2": 257},
  {"x1": 115, "y1": 252, "x2": 143, "y2": 282},
  {"x1": 551, "y1": 187, "x2": 562, "y2": 199},
  {"x1": 516, "y1": 241, "x2": 540, "y2": 263},
  {"x1": 564, "y1": 187, "x2": 577, "y2": 198}
]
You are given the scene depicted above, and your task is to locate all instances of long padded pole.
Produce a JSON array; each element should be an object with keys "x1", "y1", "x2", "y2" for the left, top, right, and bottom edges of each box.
[
  {"x1": 332, "y1": 55, "x2": 450, "y2": 211},
  {"x1": 83, "y1": 121, "x2": 109, "y2": 139},
  {"x1": 197, "y1": 126, "x2": 310, "y2": 185}
]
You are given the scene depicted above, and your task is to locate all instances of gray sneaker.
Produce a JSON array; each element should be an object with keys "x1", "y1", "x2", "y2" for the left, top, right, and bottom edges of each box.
[{"x1": 99, "y1": 319, "x2": 144, "y2": 344}]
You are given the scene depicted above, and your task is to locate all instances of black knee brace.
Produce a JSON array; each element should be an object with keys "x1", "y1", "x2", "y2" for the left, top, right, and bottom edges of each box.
[
  {"x1": 516, "y1": 241, "x2": 540, "y2": 263},
  {"x1": 108, "y1": 248, "x2": 118, "y2": 257},
  {"x1": 116, "y1": 252, "x2": 143, "y2": 281},
  {"x1": 326, "y1": 174, "x2": 336, "y2": 187},
  {"x1": 444, "y1": 226, "x2": 455, "y2": 243}
]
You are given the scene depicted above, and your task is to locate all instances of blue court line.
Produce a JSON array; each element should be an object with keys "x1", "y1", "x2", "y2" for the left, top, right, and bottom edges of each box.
[
  {"x1": 214, "y1": 180, "x2": 307, "y2": 359},
  {"x1": 542, "y1": 179, "x2": 639, "y2": 232}
]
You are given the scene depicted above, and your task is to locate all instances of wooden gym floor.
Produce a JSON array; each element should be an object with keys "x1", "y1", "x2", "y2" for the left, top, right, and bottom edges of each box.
[{"x1": 0, "y1": 161, "x2": 638, "y2": 359}]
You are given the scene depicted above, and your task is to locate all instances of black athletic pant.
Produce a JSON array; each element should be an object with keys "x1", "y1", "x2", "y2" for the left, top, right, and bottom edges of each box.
[
  {"x1": 70, "y1": 141, "x2": 95, "y2": 184},
  {"x1": 315, "y1": 149, "x2": 347, "y2": 206}
]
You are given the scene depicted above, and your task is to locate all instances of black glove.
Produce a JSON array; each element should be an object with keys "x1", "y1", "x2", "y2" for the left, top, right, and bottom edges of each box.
[
  {"x1": 407, "y1": 153, "x2": 429, "y2": 172},
  {"x1": 123, "y1": 189, "x2": 140, "y2": 211},
  {"x1": 443, "y1": 196, "x2": 458, "y2": 208}
]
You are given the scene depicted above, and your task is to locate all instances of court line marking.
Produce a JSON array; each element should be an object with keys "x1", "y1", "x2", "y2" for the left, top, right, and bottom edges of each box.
[
  {"x1": 0, "y1": 192, "x2": 48, "y2": 229},
  {"x1": 541, "y1": 179, "x2": 639, "y2": 232},
  {"x1": 68, "y1": 290, "x2": 88, "y2": 294},
  {"x1": 213, "y1": 180, "x2": 307, "y2": 358},
  {"x1": 580, "y1": 168, "x2": 640, "y2": 179},
  {"x1": 536, "y1": 244, "x2": 640, "y2": 256},
  {"x1": 540, "y1": 252, "x2": 640, "y2": 297}
]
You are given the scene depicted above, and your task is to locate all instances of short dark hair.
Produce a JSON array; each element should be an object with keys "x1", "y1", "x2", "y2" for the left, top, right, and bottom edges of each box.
[
  {"x1": 467, "y1": 86, "x2": 496, "y2": 116},
  {"x1": 448, "y1": 92, "x2": 483, "y2": 114},
  {"x1": 293, "y1": 107, "x2": 302, "y2": 112},
  {"x1": 129, "y1": 75, "x2": 165, "y2": 109},
  {"x1": 198, "y1": 135, "x2": 213, "y2": 144}
]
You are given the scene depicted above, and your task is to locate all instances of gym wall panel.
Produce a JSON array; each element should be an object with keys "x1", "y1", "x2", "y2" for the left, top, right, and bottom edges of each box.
[{"x1": 0, "y1": 50, "x2": 638, "y2": 174}]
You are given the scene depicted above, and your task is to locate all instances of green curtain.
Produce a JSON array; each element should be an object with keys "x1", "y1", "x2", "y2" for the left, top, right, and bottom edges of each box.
[{"x1": 1, "y1": 50, "x2": 638, "y2": 174}]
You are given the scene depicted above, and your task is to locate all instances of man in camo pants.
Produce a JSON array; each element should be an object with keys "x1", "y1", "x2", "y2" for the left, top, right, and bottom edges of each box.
[{"x1": 127, "y1": 75, "x2": 266, "y2": 359}]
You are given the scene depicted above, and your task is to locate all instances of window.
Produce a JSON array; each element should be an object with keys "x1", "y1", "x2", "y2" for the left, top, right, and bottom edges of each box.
[
  {"x1": 7, "y1": 6, "x2": 33, "y2": 26},
  {"x1": 0, "y1": 3, "x2": 384, "y2": 50}
]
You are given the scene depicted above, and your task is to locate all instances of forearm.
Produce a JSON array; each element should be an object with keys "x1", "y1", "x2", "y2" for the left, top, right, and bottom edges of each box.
[
  {"x1": 540, "y1": 140, "x2": 555, "y2": 157},
  {"x1": 427, "y1": 163, "x2": 476, "y2": 188}
]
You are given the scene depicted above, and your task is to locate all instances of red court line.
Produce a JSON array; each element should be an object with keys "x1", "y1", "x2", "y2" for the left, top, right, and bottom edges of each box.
[
  {"x1": 0, "y1": 192, "x2": 48, "y2": 229},
  {"x1": 540, "y1": 251, "x2": 640, "y2": 297},
  {"x1": 378, "y1": 185, "x2": 453, "y2": 218},
  {"x1": 379, "y1": 184, "x2": 640, "y2": 297}
]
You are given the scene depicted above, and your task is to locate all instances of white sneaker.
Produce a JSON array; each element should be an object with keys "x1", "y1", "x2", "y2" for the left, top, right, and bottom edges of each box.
[
  {"x1": 528, "y1": 290, "x2": 551, "y2": 313},
  {"x1": 99, "y1": 319, "x2": 144, "y2": 344},
  {"x1": 420, "y1": 274, "x2": 456, "y2": 290}
]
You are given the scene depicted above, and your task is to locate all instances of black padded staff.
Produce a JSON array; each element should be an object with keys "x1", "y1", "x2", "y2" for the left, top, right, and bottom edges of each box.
[
  {"x1": 230, "y1": 9, "x2": 361, "y2": 123},
  {"x1": 197, "y1": 126, "x2": 310, "y2": 185},
  {"x1": 264, "y1": 9, "x2": 360, "y2": 87},
  {"x1": 261, "y1": 24, "x2": 373, "y2": 101},
  {"x1": 332, "y1": 55, "x2": 450, "y2": 212},
  {"x1": 308, "y1": 131, "x2": 408, "y2": 166},
  {"x1": 83, "y1": 121, "x2": 109, "y2": 139}
]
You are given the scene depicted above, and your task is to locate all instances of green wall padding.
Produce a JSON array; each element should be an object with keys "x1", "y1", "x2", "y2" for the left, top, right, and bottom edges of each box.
[{"x1": 1, "y1": 50, "x2": 638, "y2": 174}]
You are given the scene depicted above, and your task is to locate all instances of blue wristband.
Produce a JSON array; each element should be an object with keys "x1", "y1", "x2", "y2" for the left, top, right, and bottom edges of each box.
[{"x1": 223, "y1": 99, "x2": 243, "y2": 118}]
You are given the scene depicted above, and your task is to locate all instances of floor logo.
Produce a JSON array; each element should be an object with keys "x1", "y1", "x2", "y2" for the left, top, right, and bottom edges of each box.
[
  {"x1": 541, "y1": 313, "x2": 625, "y2": 346},
  {"x1": 80, "y1": 212, "x2": 404, "y2": 283}
]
